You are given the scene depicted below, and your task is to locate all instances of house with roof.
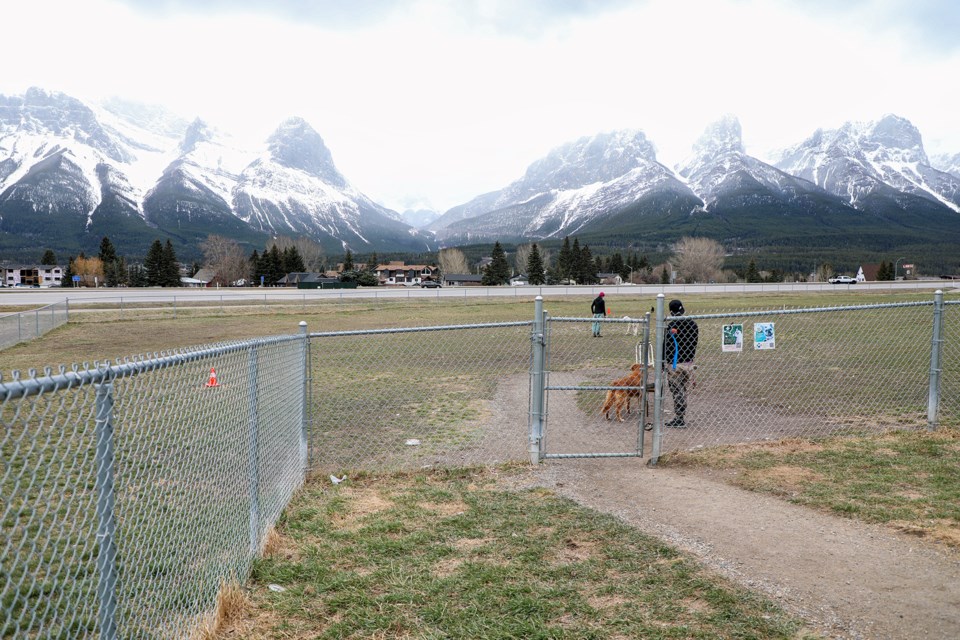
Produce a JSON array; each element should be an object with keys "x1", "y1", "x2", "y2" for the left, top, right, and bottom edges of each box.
[
  {"x1": 444, "y1": 273, "x2": 483, "y2": 287},
  {"x1": 2, "y1": 265, "x2": 63, "y2": 287},
  {"x1": 374, "y1": 261, "x2": 439, "y2": 286}
]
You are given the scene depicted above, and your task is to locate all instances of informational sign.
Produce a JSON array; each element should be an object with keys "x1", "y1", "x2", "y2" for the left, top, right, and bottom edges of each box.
[
  {"x1": 754, "y1": 322, "x2": 776, "y2": 350},
  {"x1": 260, "y1": 275, "x2": 265, "y2": 286},
  {"x1": 71, "y1": 275, "x2": 81, "y2": 282},
  {"x1": 722, "y1": 324, "x2": 743, "y2": 352}
]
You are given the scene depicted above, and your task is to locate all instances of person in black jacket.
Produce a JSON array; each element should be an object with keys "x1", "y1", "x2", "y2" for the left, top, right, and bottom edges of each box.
[
  {"x1": 663, "y1": 299, "x2": 698, "y2": 427},
  {"x1": 590, "y1": 292, "x2": 606, "y2": 337}
]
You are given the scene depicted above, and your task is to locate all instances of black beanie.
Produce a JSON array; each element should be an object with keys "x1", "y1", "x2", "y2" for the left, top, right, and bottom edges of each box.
[{"x1": 669, "y1": 299, "x2": 684, "y2": 315}]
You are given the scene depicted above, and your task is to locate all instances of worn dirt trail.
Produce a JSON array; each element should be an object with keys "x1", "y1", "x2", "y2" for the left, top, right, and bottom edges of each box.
[
  {"x1": 506, "y1": 458, "x2": 960, "y2": 639},
  {"x1": 478, "y1": 368, "x2": 960, "y2": 640}
]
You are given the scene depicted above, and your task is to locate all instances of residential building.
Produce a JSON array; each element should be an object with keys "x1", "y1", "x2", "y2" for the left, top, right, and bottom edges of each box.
[
  {"x1": 374, "y1": 261, "x2": 439, "y2": 286},
  {"x1": 444, "y1": 273, "x2": 483, "y2": 287},
  {"x1": 2, "y1": 265, "x2": 63, "y2": 287}
]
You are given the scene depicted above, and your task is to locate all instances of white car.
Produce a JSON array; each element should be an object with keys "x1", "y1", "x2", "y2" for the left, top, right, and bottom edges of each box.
[{"x1": 828, "y1": 275, "x2": 857, "y2": 284}]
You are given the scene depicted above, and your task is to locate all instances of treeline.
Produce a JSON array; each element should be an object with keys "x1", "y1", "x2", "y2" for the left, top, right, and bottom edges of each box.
[{"x1": 60, "y1": 238, "x2": 183, "y2": 288}]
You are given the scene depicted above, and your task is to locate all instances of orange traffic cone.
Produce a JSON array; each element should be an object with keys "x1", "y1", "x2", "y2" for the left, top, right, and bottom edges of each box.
[{"x1": 205, "y1": 367, "x2": 220, "y2": 388}]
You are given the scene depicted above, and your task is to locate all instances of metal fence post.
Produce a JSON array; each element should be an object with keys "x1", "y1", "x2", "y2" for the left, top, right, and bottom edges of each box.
[
  {"x1": 299, "y1": 321, "x2": 309, "y2": 474},
  {"x1": 247, "y1": 346, "x2": 261, "y2": 554},
  {"x1": 927, "y1": 290, "x2": 944, "y2": 430},
  {"x1": 94, "y1": 380, "x2": 118, "y2": 640},
  {"x1": 529, "y1": 296, "x2": 547, "y2": 464},
  {"x1": 649, "y1": 294, "x2": 666, "y2": 465}
]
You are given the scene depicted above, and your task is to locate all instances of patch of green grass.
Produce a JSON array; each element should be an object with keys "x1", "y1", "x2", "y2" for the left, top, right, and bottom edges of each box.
[
  {"x1": 233, "y1": 467, "x2": 812, "y2": 639},
  {"x1": 663, "y1": 428, "x2": 960, "y2": 549}
]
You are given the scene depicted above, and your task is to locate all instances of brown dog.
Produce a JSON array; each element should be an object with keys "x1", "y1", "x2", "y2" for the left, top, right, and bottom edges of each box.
[{"x1": 600, "y1": 363, "x2": 644, "y2": 422}]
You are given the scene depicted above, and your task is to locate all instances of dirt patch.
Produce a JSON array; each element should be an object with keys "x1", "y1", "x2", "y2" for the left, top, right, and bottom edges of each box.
[
  {"x1": 419, "y1": 500, "x2": 469, "y2": 517},
  {"x1": 486, "y1": 373, "x2": 960, "y2": 640},
  {"x1": 332, "y1": 490, "x2": 393, "y2": 530}
]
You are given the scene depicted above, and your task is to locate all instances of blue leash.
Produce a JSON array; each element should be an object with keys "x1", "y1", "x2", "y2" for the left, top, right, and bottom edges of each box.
[{"x1": 670, "y1": 332, "x2": 679, "y2": 370}]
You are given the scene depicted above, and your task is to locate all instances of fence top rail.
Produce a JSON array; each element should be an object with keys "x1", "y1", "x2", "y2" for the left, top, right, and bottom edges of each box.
[
  {"x1": 551, "y1": 316, "x2": 649, "y2": 324},
  {"x1": 680, "y1": 299, "x2": 934, "y2": 321},
  {"x1": 0, "y1": 299, "x2": 66, "y2": 319},
  {"x1": 308, "y1": 320, "x2": 533, "y2": 338},
  {"x1": 0, "y1": 333, "x2": 304, "y2": 400}
]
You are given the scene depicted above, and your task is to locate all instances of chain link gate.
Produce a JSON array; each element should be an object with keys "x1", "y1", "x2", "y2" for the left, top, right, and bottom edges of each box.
[
  {"x1": 528, "y1": 291, "x2": 953, "y2": 465},
  {"x1": 528, "y1": 296, "x2": 656, "y2": 461}
]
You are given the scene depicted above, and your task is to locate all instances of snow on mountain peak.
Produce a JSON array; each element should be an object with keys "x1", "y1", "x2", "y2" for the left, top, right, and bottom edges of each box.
[
  {"x1": 266, "y1": 117, "x2": 346, "y2": 188},
  {"x1": 692, "y1": 114, "x2": 744, "y2": 156}
]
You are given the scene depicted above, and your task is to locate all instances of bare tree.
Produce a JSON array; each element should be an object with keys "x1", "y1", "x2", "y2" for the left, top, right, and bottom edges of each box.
[
  {"x1": 269, "y1": 236, "x2": 325, "y2": 272},
  {"x1": 514, "y1": 244, "x2": 531, "y2": 275},
  {"x1": 201, "y1": 235, "x2": 248, "y2": 286},
  {"x1": 439, "y1": 248, "x2": 470, "y2": 275},
  {"x1": 72, "y1": 256, "x2": 104, "y2": 287},
  {"x1": 672, "y1": 236, "x2": 724, "y2": 284}
]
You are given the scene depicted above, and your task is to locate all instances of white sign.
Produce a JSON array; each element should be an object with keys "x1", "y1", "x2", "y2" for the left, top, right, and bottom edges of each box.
[{"x1": 754, "y1": 322, "x2": 776, "y2": 350}]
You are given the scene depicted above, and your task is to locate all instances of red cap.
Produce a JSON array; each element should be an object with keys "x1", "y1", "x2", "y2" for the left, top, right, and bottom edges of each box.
[{"x1": 599, "y1": 292, "x2": 605, "y2": 297}]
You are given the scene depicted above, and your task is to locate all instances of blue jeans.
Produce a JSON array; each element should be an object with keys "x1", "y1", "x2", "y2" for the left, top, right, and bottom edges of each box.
[{"x1": 592, "y1": 313, "x2": 604, "y2": 336}]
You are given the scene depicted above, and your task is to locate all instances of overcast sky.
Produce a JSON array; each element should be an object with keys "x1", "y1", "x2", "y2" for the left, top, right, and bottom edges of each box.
[{"x1": 3, "y1": 0, "x2": 958, "y2": 212}]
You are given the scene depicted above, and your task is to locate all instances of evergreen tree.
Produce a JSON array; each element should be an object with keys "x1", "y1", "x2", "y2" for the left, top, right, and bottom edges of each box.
[
  {"x1": 343, "y1": 249, "x2": 354, "y2": 272},
  {"x1": 579, "y1": 244, "x2": 597, "y2": 285},
  {"x1": 161, "y1": 240, "x2": 181, "y2": 287},
  {"x1": 660, "y1": 266, "x2": 670, "y2": 284},
  {"x1": 144, "y1": 240, "x2": 165, "y2": 286},
  {"x1": 104, "y1": 256, "x2": 128, "y2": 287},
  {"x1": 482, "y1": 241, "x2": 511, "y2": 285},
  {"x1": 61, "y1": 256, "x2": 75, "y2": 287},
  {"x1": 557, "y1": 237, "x2": 574, "y2": 282},
  {"x1": 877, "y1": 261, "x2": 893, "y2": 280},
  {"x1": 283, "y1": 246, "x2": 306, "y2": 274},
  {"x1": 570, "y1": 238, "x2": 582, "y2": 284},
  {"x1": 98, "y1": 237, "x2": 118, "y2": 265},
  {"x1": 609, "y1": 252, "x2": 626, "y2": 280},
  {"x1": 40, "y1": 249, "x2": 57, "y2": 265},
  {"x1": 249, "y1": 250, "x2": 261, "y2": 284},
  {"x1": 128, "y1": 264, "x2": 147, "y2": 287},
  {"x1": 266, "y1": 245, "x2": 284, "y2": 285},
  {"x1": 366, "y1": 252, "x2": 379, "y2": 272},
  {"x1": 526, "y1": 243, "x2": 546, "y2": 285},
  {"x1": 745, "y1": 259, "x2": 762, "y2": 283}
]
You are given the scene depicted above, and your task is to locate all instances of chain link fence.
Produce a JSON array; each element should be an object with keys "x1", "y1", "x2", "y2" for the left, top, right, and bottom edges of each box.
[
  {"x1": 940, "y1": 300, "x2": 959, "y2": 424},
  {"x1": 0, "y1": 300, "x2": 69, "y2": 350},
  {"x1": 307, "y1": 322, "x2": 533, "y2": 474},
  {"x1": 2, "y1": 332, "x2": 307, "y2": 639},
  {"x1": 3, "y1": 293, "x2": 957, "y2": 637},
  {"x1": 525, "y1": 294, "x2": 954, "y2": 462}
]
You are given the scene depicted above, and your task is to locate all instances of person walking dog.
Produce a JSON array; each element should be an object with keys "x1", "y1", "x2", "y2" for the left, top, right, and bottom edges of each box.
[
  {"x1": 591, "y1": 292, "x2": 607, "y2": 337},
  {"x1": 663, "y1": 299, "x2": 698, "y2": 427}
]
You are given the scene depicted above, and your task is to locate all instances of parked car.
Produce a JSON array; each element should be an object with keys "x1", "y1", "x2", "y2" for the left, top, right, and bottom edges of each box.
[
  {"x1": 828, "y1": 275, "x2": 857, "y2": 284},
  {"x1": 420, "y1": 280, "x2": 442, "y2": 288}
]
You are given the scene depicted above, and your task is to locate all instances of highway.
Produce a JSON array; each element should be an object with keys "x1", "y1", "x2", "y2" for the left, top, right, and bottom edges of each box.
[{"x1": 0, "y1": 280, "x2": 951, "y2": 308}]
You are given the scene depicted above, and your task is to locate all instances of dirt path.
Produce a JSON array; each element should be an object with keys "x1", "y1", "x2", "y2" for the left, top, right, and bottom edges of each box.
[
  {"x1": 493, "y1": 372, "x2": 960, "y2": 640},
  {"x1": 506, "y1": 460, "x2": 960, "y2": 639}
]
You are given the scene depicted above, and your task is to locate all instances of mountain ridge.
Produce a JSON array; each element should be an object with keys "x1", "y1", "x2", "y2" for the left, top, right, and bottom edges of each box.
[{"x1": 1, "y1": 87, "x2": 958, "y2": 271}]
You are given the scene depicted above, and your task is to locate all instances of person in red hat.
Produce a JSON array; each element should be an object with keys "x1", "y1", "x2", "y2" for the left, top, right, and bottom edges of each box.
[{"x1": 591, "y1": 292, "x2": 606, "y2": 337}]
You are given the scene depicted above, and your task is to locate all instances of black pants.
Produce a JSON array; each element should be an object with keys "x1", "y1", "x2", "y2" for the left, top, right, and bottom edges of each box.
[{"x1": 667, "y1": 366, "x2": 691, "y2": 419}]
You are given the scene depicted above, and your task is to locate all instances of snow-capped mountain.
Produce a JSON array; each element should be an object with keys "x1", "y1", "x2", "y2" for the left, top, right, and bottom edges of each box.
[
  {"x1": 773, "y1": 115, "x2": 960, "y2": 214},
  {"x1": 0, "y1": 88, "x2": 427, "y2": 261},
  {"x1": 232, "y1": 117, "x2": 419, "y2": 250},
  {"x1": 429, "y1": 130, "x2": 696, "y2": 244},
  {"x1": 678, "y1": 115, "x2": 842, "y2": 210},
  {"x1": 931, "y1": 152, "x2": 960, "y2": 180},
  {"x1": 2, "y1": 87, "x2": 959, "y2": 266}
]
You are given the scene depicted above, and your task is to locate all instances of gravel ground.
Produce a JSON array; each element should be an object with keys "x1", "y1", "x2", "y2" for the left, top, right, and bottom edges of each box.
[{"x1": 493, "y1": 372, "x2": 960, "y2": 640}]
